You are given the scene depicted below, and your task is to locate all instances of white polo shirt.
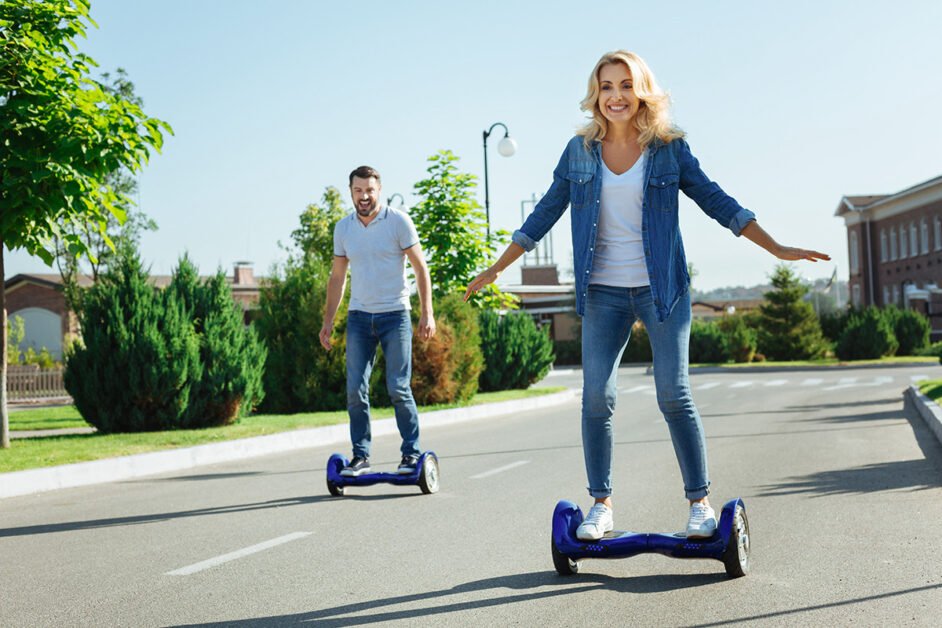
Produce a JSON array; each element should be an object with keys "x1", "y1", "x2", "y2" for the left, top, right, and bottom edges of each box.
[{"x1": 333, "y1": 207, "x2": 420, "y2": 313}]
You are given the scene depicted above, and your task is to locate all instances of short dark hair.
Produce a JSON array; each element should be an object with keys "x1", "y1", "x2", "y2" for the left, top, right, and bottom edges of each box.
[{"x1": 349, "y1": 166, "x2": 381, "y2": 186}]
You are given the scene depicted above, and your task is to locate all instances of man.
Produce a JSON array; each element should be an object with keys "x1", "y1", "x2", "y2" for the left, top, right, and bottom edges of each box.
[{"x1": 319, "y1": 166, "x2": 436, "y2": 477}]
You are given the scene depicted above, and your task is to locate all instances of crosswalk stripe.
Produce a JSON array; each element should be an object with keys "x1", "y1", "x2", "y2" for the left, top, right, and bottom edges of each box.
[
  {"x1": 764, "y1": 379, "x2": 788, "y2": 386},
  {"x1": 695, "y1": 382, "x2": 721, "y2": 390},
  {"x1": 801, "y1": 378, "x2": 823, "y2": 386}
]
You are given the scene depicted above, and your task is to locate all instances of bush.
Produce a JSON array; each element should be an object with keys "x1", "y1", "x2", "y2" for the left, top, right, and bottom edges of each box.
[
  {"x1": 835, "y1": 306, "x2": 898, "y2": 360},
  {"x1": 689, "y1": 319, "x2": 729, "y2": 363},
  {"x1": 884, "y1": 306, "x2": 930, "y2": 356},
  {"x1": 370, "y1": 294, "x2": 484, "y2": 406},
  {"x1": 757, "y1": 265, "x2": 829, "y2": 360},
  {"x1": 168, "y1": 256, "x2": 267, "y2": 426},
  {"x1": 622, "y1": 321, "x2": 653, "y2": 363},
  {"x1": 478, "y1": 310, "x2": 555, "y2": 391},
  {"x1": 255, "y1": 260, "x2": 348, "y2": 413},
  {"x1": 65, "y1": 255, "x2": 202, "y2": 432},
  {"x1": 717, "y1": 314, "x2": 758, "y2": 363},
  {"x1": 553, "y1": 339, "x2": 582, "y2": 365},
  {"x1": 819, "y1": 309, "x2": 851, "y2": 344}
]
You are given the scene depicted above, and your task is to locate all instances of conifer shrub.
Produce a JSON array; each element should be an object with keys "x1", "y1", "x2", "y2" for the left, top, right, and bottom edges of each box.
[
  {"x1": 370, "y1": 293, "x2": 483, "y2": 406},
  {"x1": 757, "y1": 265, "x2": 828, "y2": 360},
  {"x1": 168, "y1": 257, "x2": 266, "y2": 426},
  {"x1": 256, "y1": 261, "x2": 348, "y2": 413},
  {"x1": 717, "y1": 314, "x2": 758, "y2": 363},
  {"x1": 689, "y1": 319, "x2": 729, "y2": 363},
  {"x1": 883, "y1": 305, "x2": 930, "y2": 356},
  {"x1": 65, "y1": 255, "x2": 201, "y2": 432},
  {"x1": 478, "y1": 310, "x2": 555, "y2": 391},
  {"x1": 835, "y1": 306, "x2": 898, "y2": 360}
]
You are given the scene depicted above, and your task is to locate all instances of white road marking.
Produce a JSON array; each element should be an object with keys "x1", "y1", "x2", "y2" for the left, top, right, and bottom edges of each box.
[
  {"x1": 622, "y1": 385, "x2": 652, "y2": 394},
  {"x1": 165, "y1": 532, "x2": 311, "y2": 576},
  {"x1": 764, "y1": 379, "x2": 788, "y2": 387},
  {"x1": 729, "y1": 382, "x2": 753, "y2": 388},
  {"x1": 825, "y1": 376, "x2": 897, "y2": 391},
  {"x1": 470, "y1": 461, "x2": 530, "y2": 480},
  {"x1": 695, "y1": 382, "x2": 721, "y2": 390},
  {"x1": 800, "y1": 378, "x2": 823, "y2": 386},
  {"x1": 912, "y1": 374, "x2": 929, "y2": 382},
  {"x1": 838, "y1": 377, "x2": 858, "y2": 385},
  {"x1": 546, "y1": 369, "x2": 574, "y2": 377}
]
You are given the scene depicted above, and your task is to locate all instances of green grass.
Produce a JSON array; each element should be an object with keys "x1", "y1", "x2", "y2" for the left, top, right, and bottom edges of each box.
[
  {"x1": 8, "y1": 405, "x2": 88, "y2": 431},
  {"x1": 0, "y1": 387, "x2": 566, "y2": 473},
  {"x1": 691, "y1": 356, "x2": 940, "y2": 369},
  {"x1": 918, "y1": 379, "x2": 942, "y2": 404}
]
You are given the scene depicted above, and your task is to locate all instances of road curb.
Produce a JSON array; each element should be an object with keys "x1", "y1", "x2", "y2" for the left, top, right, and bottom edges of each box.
[
  {"x1": 904, "y1": 385, "x2": 942, "y2": 447},
  {"x1": 682, "y1": 361, "x2": 940, "y2": 375},
  {"x1": 0, "y1": 389, "x2": 577, "y2": 500}
]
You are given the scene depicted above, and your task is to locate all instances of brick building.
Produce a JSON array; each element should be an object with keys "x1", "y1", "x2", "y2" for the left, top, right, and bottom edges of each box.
[
  {"x1": 836, "y1": 175, "x2": 942, "y2": 335},
  {"x1": 4, "y1": 262, "x2": 261, "y2": 360}
]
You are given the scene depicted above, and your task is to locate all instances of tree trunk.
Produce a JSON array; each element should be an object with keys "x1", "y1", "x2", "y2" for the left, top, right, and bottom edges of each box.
[{"x1": 1, "y1": 239, "x2": 9, "y2": 448}]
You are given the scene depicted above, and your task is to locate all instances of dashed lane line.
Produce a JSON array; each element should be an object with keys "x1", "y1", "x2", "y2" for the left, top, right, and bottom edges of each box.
[
  {"x1": 470, "y1": 461, "x2": 530, "y2": 480},
  {"x1": 165, "y1": 532, "x2": 312, "y2": 576}
]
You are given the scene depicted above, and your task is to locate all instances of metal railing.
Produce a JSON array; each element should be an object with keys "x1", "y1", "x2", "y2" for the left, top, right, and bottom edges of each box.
[{"x1": 5, "y1": 365, "x2": 69, "y2": 401}]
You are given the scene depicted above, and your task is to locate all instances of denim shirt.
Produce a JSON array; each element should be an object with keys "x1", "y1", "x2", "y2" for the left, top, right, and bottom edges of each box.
[{"x1": 512, "y1": 135, "x2": 756, "y2": 322}]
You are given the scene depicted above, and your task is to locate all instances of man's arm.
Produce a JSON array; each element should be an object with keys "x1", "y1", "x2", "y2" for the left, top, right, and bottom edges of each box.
[
  {"x1": 319, "y1": 255, "x2": 350, "y2": 350},
  {"x1": 404, "y1": 243, "x2": 436, "y2": 340}
]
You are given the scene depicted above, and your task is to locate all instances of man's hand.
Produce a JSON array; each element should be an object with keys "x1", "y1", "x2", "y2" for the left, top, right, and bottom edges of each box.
[
  {"x1": 319, "y1": 321, "x2": 334, "y2": 350},
  {"x1": 418, "y1": 313, "x2": 436, "y2": 341}
]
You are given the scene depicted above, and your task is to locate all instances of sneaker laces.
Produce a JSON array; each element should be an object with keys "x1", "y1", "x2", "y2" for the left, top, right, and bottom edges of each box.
[
  {"x1": 689, "y1": 503, "x2": 712, "y2": 524},
  {"x1": 584, "y1": 503, "x2": 610, "y2": 527}
]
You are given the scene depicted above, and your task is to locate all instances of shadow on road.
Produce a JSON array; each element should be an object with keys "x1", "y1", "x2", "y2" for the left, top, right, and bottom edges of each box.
[
  {"x1": 0, "y1": 492, "x2": 412, "y2": 538},
  {"x1": 759, "y1": 397, "x2": 942, "y2": 497},
  {"x1": 169, "y1": 570, "x2": 726, "y2": 627}
]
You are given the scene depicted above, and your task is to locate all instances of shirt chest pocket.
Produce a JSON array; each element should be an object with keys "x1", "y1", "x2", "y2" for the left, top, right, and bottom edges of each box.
[
  {"x1": 564, "y1": 169, "x2": 595, "y2": 209},
  {"x1": 647, "y1": 172, "x2": 680, "y2": 211}
]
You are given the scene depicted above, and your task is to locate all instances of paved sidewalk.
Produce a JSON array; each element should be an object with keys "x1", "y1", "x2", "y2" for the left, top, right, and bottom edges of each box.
[
  {"x1": 905, "y1": 384, "x2": 942, "y2": 446},
  {"x1": 0, "y1": 389, "x2": 577, "y2": 500}
]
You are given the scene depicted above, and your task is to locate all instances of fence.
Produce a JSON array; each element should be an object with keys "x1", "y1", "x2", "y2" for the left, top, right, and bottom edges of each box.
[{"x1": 5, "y1": 365, "x2": 69, "y2": 401}]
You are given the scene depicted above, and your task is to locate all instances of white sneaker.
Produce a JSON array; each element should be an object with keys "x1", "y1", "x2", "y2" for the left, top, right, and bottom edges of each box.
[
  {"x1": 576, "y1": 503, "x2": 614, "y2": 541},
  {"x1": 686, "y1": 502, "x2": 717, "y2": 539}
]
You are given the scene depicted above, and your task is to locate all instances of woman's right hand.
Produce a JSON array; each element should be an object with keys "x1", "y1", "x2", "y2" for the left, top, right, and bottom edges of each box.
[{"x1": 464, "y1": 266, "x2": 500, "y2": 302}]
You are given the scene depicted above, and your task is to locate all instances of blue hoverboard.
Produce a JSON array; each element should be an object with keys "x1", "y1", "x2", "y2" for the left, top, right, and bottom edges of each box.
[
  {"x1": 325, "y1": 452, "x2": 440, "y2": 496},
  {"x1": 551, "y1": 498, "x2": 750, "y2": 578}
]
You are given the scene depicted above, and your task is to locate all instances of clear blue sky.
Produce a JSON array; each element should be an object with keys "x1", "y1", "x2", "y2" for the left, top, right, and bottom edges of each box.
[{"x1": 6, "y1": 0, "x2": 942, "y2": 291}]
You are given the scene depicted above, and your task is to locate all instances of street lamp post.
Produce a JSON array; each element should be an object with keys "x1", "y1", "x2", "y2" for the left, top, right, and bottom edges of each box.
[
  {"x1": 482, "y1": 122, "x2": 516, "y2": 240},
  {"x1": 386, "y1": 192, "x2": 405, "y2": 209}
]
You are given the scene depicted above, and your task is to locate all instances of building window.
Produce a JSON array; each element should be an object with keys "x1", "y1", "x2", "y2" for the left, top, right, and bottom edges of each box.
[
  {"x1": 849, "y1": 231, "x2": 859, "y2": 273},
  {"x1": 935, "y1": 216, "x2": 942, "y2": 251},
  {"x1": 852, "y1": 284, "x2": 861, "y2": 307},
  {"x1": 910, "y1": 222, "x2": 918, "y2": 257},
  {"x1": 880, "y1": 229, "x2": 888, "y2": 262},
  {"x1": 883, "y1": 286, "x2": 890, "y2": 306},
  {"x1": 893, "y1": 285, "x2": 900, "y2": 304},
  {"x1": 890, "y1": 227, "x2": 898, "y2": 260},
  {"x1": 900, "y1": 226, "x2": 908, "y2": 259},
  {"x1": 921, "y1": 218, "x2": 930, "y2": 254}
]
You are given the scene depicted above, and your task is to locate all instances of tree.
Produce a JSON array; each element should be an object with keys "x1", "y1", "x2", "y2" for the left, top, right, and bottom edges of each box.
[
  {"x1": 411, "y1": 150, "x2": 515, "y2": 308},
  {"x1": 0, "y1": 0, "x2": 171, "y2": 447},
  {"x1": 54, "y1": 69, "x2": 159, "y2": 307},
  {"x1": 757, "y1": 265, "x2": 828, "y2": 361},
  {"x1": 290, "y1": 187, "x2": 347, "y2": 268}
]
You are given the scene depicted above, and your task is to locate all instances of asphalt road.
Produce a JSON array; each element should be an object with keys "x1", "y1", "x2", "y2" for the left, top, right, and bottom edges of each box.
[{"x1": 2, "y1": 365, "x2": 941, "y2": 627}]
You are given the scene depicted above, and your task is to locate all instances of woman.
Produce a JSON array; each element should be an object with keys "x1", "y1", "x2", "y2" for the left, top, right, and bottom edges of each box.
[{"x1": 465, "y1": 50, "x2": 829, "y2": 540}]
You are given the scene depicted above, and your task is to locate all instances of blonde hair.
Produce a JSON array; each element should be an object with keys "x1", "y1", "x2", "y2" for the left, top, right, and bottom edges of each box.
[{"x1": 577, "y1": 50, "x2": 685, "y2": 150}]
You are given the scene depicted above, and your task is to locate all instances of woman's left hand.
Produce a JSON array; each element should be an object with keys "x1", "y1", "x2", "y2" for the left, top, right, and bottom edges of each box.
[{"x1": 774, "y1": 246, "x2": 831, "y2": 262}]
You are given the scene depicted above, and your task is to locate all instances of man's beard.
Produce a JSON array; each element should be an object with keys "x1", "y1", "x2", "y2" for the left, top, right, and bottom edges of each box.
[{"x1": 356, "y1": 199, "x2": 378, "y2": 216}]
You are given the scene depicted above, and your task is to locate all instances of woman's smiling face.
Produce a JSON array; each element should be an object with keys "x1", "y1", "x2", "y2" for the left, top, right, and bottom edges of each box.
[{"x1": 597, "y1": 62, "x2": 639, "y2": 126}]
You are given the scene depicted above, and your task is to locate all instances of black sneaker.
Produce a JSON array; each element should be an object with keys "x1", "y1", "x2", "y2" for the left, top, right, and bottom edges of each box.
[
  {"x1": 397, "y1": 454, "x2": 419, "y2": 474},
  {"x1": 340, "y1": 456, "x2": 371, "y2": 477}
]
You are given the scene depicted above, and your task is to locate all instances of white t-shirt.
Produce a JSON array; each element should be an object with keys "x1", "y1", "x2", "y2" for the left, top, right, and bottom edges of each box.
[
  {"x1": 589, "y1": 153, "x2": 650, "y2": 288},
  {"x1": 333, "y1": 207, "x2": 420, "y2": 313}
]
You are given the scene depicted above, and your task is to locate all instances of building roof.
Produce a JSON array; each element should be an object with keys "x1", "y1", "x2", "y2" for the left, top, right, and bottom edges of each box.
[{"x1": 835, "y1": 174, "x2": 942, "y2": 217}]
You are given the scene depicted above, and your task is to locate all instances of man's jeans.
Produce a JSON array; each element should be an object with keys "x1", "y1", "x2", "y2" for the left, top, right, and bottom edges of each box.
[
  {"x1": 582, "y1": 285, "x2": 709, "y2": 500},
  {"x1": 346, "y1": 309, "x2": 420, "y2": 458}
]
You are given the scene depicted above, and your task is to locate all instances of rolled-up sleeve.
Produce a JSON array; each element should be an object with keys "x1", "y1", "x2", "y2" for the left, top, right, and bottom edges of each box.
[
  {"x1": 514, "y1": 146, "x2": 573, "y2": 250},
  {"x1": 677, "y1": 139, "x2": 756, "y2": 236}
]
